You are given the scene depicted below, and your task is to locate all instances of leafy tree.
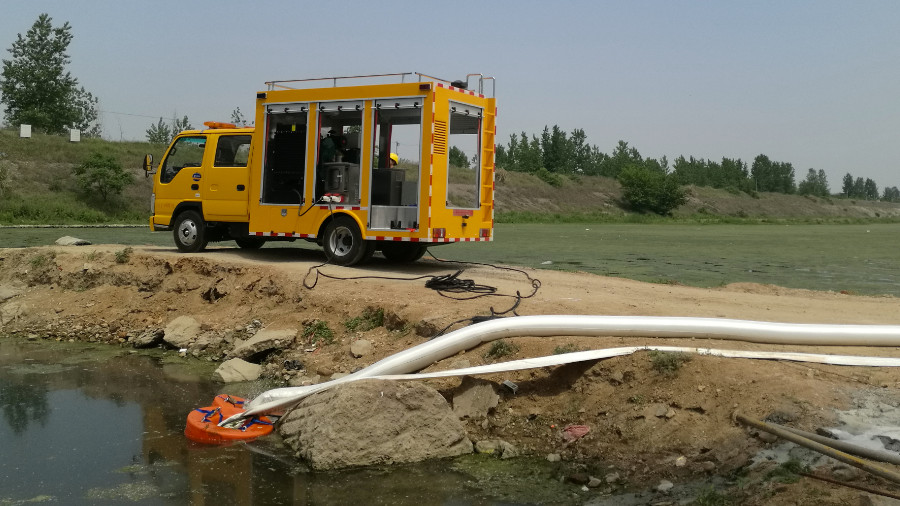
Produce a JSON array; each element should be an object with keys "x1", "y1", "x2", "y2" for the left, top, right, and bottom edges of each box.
[
  {"x1": 145, "y1": 114, "x2": 193, "y2": 144},
  {"x1": 751, "y1": 154, "x2": 795, "y2": 194},
  {"x1": 882, "y1": 186, "x2": 900, "y2": 202},
  {"x1": 842, "y1": 173, "x2": 854, "y2": 197},
  {"x1": 797, "y1": 168, "x2": 830, "y2": 197},
  {"x1": 599, "y1": 140, "x2": 643, "y2": 178},
  {"x1": 230, "y1": 107, "x2": 247, "y2": 126},
  {"x1": 70, "y1": 86, "x2": 101, "y2": 137},
  {"x1": 173, "y1": 115, "x2": 192, "y2": 134},
  {"x1": 448, "y1": 146, "x2": 470, "y2": 168},
  {"x1": 507, "y1": 132, "x2": 543, "y2": 173},
  {"x1": 0, "y1": 13, "x2": 100, "y2": 136},
  {"x1": 864, "y1": 178, "x2": 879, "y2": 200},
  {"x1": 146, "y1": 117, "x2": 172, "y2": 144},
  {"x1": 617, "y1": 165, "x2": 686, "y2": 215},
  {"x1": 852, "y1": 177, "x2": 865, "y2": 199},
  {"x1": 72, "y1": 152, "x2": 134, "y2": 201},
  {"x1": 540, "y1": 125, "x2": 571, "y2": 173},
  {"x1": 495, "y1": 143, "x2": 508, "y2": 168}
]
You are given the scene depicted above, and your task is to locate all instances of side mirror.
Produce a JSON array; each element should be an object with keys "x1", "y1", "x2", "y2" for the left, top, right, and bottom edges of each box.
[{"x1": 142, "y1": 154, "x2": 154, "y2": 178}]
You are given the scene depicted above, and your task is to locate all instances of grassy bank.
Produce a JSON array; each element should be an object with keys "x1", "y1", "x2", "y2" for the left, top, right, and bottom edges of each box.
[
  {"x1": 3, "y1": 128, "x2": 900, "y2": 226},
  {"x1": 0, "y1": 128, "x2": 163, "y2": 225}
]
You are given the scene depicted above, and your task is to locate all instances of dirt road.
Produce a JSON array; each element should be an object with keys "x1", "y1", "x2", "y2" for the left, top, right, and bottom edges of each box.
[{"x1": 2, "y1": 244, "x2": 899, "y2": 504}]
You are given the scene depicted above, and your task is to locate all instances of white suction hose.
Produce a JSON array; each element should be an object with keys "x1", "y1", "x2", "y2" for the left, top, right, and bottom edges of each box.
[{"x1": 224, "y1": 315, "x2": 900, "y2": 424}]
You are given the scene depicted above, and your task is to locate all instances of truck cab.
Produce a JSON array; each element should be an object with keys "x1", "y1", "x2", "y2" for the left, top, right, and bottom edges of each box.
[{"x1": 147, "y1": 124, "x2": 259, "y2": 251}]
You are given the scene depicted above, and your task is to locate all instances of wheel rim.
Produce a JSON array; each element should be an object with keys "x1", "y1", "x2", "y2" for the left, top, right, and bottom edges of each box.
[
  {"x1": 178, "y1": 219, "x2": 198, "y2": 247},
  {"x1": 330, "y1": 226, "x2": 353, "y2": 257}
]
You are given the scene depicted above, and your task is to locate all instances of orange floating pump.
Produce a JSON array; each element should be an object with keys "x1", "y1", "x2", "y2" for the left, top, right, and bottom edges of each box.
[{"x1": 185, "y1": 395, "x2": 274, "y2": 444}]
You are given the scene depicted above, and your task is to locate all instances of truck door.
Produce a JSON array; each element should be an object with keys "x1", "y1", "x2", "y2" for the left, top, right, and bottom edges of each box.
[
  {"x1": 202, "y1": 134, "x2": 252, "y2": 220},
  {"x1": 155, "y1": 135, "x2": 208, "y2": 225}
]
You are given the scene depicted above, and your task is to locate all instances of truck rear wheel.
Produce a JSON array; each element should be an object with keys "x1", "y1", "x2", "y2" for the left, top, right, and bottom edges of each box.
[
  {"x1": 173, "y1": 210, "x2": 208, "y2": 253},
  {"x1": 235, "y1": 237, "x2": 266, "y2": 249},
  {"x1": 380, "y1": 242, "x2": 427, "y2": 263},
  {"x1": 323, "y1": 216, "x2": 374, "y2": 266}
]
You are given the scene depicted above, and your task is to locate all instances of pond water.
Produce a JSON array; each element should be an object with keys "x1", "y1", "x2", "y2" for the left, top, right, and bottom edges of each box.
[{"x1": 0, "y1": 338, "x2": 557, "y2": 505}]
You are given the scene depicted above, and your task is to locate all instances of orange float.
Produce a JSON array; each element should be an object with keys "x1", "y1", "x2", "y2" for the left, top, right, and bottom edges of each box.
[
  {"x1": 212, "y1": 394, "x2": 246, "y2": 410},
  {"x1": 184, "y1": 395, "x2": 274, "y2": 444}
]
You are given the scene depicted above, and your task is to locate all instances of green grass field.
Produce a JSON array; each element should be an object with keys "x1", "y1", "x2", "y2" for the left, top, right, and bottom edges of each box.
[{"x1": 3, "y1": 222, "x2": 898, "y2": 296}]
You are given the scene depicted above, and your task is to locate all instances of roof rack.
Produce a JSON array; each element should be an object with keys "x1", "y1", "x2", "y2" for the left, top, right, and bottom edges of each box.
[{"x1": 265, "y1": 72, "x2": 495, "y2": 97}]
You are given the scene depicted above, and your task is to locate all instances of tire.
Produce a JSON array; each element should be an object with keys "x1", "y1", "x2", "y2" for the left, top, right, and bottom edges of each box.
[
  {"x1": 172, "y1": 210, "x2": 208, "y2": 253},
  {"x1": 235, "y1": 237, "x2": 266, "y2": 250},
  {"x1": 323, "y1": 216, "x2": 373, "y2": 266},
  {"x1": 380, "y1": 242, "x2": 427, "y2": 263}
]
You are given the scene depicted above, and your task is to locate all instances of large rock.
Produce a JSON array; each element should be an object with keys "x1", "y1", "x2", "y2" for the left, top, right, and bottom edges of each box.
[
  {"x1": 0, "y1": 285, "x2": 22, "y2": 303},
  {"x1": 229, "y1": 328, "x2": 296, "y2": 360},
  {"x1": 279, "y1": 380, "x2": 472, "y2": 469},
  {"x1": 55, "y1": 236, "x2": 91, "y2": 246},
  {"x1": 452, "y1": 376, "x2": 499, "y2": 419},
  {"x1": 349, "y1": 339, "x2": 373, "y2": 358},
  {"x1": 163, "y1": 316, "x2": 201, "y2": 348},
  {"x1": 214, "y1": 358, "x2": 263, "y2": 382},
  {"x1": 132, "y1": 328, "x2": 165, "y2": 348},
  {"x1": 474, "y1": 439, "x2": 519, "y2": 459},
  {"x1": 0, "y1": 301, "x2": 24, "y2": 325}
]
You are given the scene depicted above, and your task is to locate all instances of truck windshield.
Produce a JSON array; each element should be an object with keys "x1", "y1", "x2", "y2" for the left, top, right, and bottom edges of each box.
[{"x1": 161, "y1": 136, "x2": 206, "y2": 184}]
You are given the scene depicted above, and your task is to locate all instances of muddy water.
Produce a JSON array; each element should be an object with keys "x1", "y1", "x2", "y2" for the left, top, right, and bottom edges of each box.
[{"x1": 0, "y1": 338, "x2": 539, "y2": 505}]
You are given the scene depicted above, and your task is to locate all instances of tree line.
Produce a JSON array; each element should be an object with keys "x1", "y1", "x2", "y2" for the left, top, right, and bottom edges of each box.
[{"x1": 496, "y1": 125, "x2": 900, "y2": 204}]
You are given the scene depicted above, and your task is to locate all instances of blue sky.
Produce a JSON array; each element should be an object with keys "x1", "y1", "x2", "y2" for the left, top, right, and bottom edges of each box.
[{"x1": 2, "y1": 1, "x2": 899, "y2": 189}]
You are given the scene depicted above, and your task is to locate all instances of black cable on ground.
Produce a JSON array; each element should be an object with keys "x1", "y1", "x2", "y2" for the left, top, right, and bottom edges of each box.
[
  {"x1": 302, "y1": 198, "x2": 338, "y2": 289},
  {"x1": 423, "y1": 250, "x2": 542, "y2": 315},
  {"x1": 302, "y1": 247, "x2": 542, "y2": 339}
]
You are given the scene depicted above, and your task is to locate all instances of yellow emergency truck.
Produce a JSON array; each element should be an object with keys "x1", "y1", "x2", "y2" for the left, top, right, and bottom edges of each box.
[{"x1": 144, "y1": 72, "x2": 496, "y2": 265}]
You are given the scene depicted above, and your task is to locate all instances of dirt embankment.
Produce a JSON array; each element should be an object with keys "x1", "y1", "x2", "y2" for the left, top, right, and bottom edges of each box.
[{"x1": 2, "y1": 245, "x2": 900, "y2": 503}]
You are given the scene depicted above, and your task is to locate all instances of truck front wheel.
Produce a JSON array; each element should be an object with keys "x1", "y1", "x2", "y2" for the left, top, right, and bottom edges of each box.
[
  {"x1": 173, "y1": 210, "x2": 208, "y2": 253},
  {"x1": 323, "y1": 216, "x2": 374, "y2": 266}
]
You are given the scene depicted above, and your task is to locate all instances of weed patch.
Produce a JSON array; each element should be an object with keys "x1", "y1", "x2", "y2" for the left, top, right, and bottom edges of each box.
[
  {"x1": 302, "y1": 321, "x2": 334, "y2": 346},
  {"x1": 627, "y1": 394, "x2": 647, "y2": 405},
  {"x1": 692, "y1": 486, "x2": 733, "y2": 505},
  {"x1": 552, "y1": 343, "x2": 581, "y2": 355},
  {"x1": 765, "y1": 459, "x2": 805, "y2": 484},
  {"x1": 29, "y1": 251, "x2": 55, "y2": 269},
  {"x1": 649, "y1": 350, "x2": 692, "y2": 377},
  {"x1": 344, "y1": 307, "x2": 384, "y2": 332},
  {"x1": 114, "y1": 247, "x2": 133, "y2": 264},
  {"x1": 484, "y1": 340, "x2": 519, "y2": 361}
]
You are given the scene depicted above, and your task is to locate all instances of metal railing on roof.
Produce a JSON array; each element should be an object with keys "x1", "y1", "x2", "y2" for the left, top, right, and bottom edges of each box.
[{"x1": 265, "y1": 72, "x2": 495, "y2": 97}]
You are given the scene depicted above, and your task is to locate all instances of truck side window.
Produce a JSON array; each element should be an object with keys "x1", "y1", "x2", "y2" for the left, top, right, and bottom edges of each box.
[
  {"x1": 214, "y1": 135, "x2": 252, "y2": 167},
  {"x1": 262, "y1": 111, "x2": 308, "y2": 205},
  {"x1": 160, "y1": 136, "x2": 206, "y2": 184}
]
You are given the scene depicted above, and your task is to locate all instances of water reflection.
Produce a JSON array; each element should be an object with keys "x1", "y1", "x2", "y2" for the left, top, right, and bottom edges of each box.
[
  {"x1": 0, "y1": 338, "x2": 520, "y2": 505},
  {"x1": 0, "y1": 380, "x2": 49, "y2": 434}
]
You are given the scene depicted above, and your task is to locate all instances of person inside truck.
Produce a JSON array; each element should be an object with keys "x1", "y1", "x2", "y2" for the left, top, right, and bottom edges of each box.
[{"x1": 389, "y1": 152, "x2": 399, "y2": 168}]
